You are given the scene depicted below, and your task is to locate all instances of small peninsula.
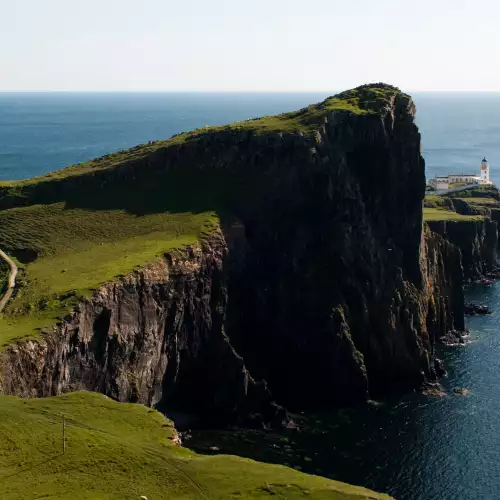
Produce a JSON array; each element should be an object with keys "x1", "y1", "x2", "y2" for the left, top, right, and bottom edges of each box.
[{"x1": 1, "y1": 83, "x2": 499, "y2": 498}]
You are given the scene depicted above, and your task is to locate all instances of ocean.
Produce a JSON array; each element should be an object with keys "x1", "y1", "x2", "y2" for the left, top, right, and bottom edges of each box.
[{"x1": 1, "y1": 92, "x2": 500, "y2": 183}]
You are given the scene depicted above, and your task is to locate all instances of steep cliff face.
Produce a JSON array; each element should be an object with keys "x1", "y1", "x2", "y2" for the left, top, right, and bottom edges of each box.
[
  {"x1": 426, "y1": 219, "x2": 498, "y2": 280},
  {"x1": 0, "y1": 85, "x2": 470, "y2": 418},
  {"x1": 421, "y1": 227, "x2": 465, "y2": 340}
]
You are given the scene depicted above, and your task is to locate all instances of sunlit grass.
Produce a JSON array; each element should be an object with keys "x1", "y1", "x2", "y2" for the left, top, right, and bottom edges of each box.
[
  {"x1": 423, "y1": 208, "x2": 484, "y2": 222},
  {"x1": 0, "y1": 391, "x2": 393, "y2": 500}
]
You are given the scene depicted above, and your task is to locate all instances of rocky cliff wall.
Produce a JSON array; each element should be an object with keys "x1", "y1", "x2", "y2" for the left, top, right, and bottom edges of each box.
[
  {"x1": 0, "y1": 86, "x2": 473, "y2": 418},
  {"x1": 426, "y1": 219, "x2": 498, "y2": 280}
]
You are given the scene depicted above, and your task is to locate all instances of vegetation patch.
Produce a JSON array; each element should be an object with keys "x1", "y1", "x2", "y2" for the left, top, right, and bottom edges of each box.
[
  {"x1": 423, "y1": 208, "x2": 485, "y2": 222},
  {"x1": 423, "y1": 195, "x2": 453, "y2": 210},
  {"x1": 455, "y1": 197, "x2": 500, "y2": 206},
  {"x1": 0, "y1": 391, "x2": 392, "y2": 500},
  {"x1": 446, "y1": 185, "x2": 500, "y2": 200}
]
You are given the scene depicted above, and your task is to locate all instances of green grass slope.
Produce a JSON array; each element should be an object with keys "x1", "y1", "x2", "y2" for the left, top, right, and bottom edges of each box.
[
  {"x1": 0, "y1": 391, "x2": 392, "y2": 500},
  {"x1": 423, "y1": 208, "x2": 484, "y2": 222}
]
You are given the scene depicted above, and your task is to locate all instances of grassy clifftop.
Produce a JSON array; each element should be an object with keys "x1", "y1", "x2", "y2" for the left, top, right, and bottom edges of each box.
[
  {"x1": 423, "y1": 186, "x2": 500, "y2": 222},
  {"x1": 0, "y1": 391, "x2": 392, "y2": 500},
  {"x1": 0, "y1": 83, "x2": 409, "y2": 346},
  {"x1": 0, "y1": 83, "x2": 407, "y2": 194}
]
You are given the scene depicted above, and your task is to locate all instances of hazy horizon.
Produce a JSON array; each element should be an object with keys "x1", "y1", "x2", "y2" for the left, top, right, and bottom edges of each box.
[{"x1": 3, "y1": 0, "x2": 500, "y2": 93}]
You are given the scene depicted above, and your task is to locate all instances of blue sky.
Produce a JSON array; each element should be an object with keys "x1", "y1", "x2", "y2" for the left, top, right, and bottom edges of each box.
[{"x1": 2, "y1": 0, "x2": 499, "y2": 91}]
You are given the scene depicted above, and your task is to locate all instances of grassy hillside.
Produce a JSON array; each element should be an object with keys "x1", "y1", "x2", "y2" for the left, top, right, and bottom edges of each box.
[{"x1": 0, "y1": 391, "x2": 392, "y2": 500}]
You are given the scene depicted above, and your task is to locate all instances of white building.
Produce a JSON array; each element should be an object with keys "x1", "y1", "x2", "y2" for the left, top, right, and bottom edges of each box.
[{"x1": 428, "y1": 157, "x2": 492, "y2": 191}]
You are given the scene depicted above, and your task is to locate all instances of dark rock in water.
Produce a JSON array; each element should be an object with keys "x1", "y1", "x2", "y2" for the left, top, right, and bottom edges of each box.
[
  {"x1": 439, "y1": 329, "x2": 470, "y2": 346},
  {"x1": 434, "y1": 358, "x2": 447, "y2": 377},
  {"x1": 422, "y1": 382, "x2": 446, "y2": 397},
  {"x1": 453, "y1": 387, "x2": 472, "y2": 396},
  {"x1": 367, "y1": 399, "x2": 385, "y2": 408},
  {"x1": 284, "y1": 419, "x2": 299, "y2": 430},
  {"x1": 486, "y1": 269, "x2": 500, "y2": 279},
  {"x1": 465, "y1": 302, "x2": 491, "y2": 316}
]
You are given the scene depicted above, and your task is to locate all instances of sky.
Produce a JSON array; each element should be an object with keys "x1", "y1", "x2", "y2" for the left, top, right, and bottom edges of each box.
[{"x1": 2, "y1": 0, "x2": 500, "y2": 92}]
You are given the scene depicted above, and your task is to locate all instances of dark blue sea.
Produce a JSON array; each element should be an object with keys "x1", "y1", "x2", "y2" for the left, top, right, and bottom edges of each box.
[
  {"x1": 1, "y1": 92, "x2": 500, "y2": 184},
  {"x1": 2, "y1": 92, "x2": 500, "y2": 500}
]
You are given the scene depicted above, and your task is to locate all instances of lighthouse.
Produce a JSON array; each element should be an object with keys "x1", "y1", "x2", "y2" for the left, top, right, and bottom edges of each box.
[{"x1": 480, "y1": 157, "x2": 490, "y2": 184}]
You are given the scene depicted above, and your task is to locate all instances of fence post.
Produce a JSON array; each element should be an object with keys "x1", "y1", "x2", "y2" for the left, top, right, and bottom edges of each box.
[{"x1": 62, "y1": 413, "x2": 66, "y2": 454}]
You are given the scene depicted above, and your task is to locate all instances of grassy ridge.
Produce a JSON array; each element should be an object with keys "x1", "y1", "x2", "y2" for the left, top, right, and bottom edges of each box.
[
  {"x1": 0, "y1": 391, "x2": 392, "y2": 500},
  {"x1": 0, "y1": 84, "x2": 406, "y2": 194}
]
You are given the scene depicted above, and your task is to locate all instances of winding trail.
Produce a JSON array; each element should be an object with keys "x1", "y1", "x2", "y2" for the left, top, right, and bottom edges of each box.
[{"x1": 0, "y1": 249, "x2": 18, "y2": 313}]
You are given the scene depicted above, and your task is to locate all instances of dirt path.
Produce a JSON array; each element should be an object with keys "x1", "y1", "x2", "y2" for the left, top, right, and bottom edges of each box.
[{"x1": 0, "y1": 249, "x2": 18, "y2": 313}]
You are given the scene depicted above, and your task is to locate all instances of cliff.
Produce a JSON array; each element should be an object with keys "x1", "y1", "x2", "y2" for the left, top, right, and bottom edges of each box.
[
  {"x1": 424, "y1": 188, "x2": 499, "y2": 281},
  {"x1": 0, "y1": 232, "x2": 285, "y2": 425},
  {"x1": 0, "y1": 84, "x2": 470, "y2": 420},
  {"x1": 426, "y1": 219, "x2": 497, "y2": 280}
]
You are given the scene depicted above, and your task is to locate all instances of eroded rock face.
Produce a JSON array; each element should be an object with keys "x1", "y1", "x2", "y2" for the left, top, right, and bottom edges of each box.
[
  {"x1": 0, "y1": 88, "x2": 486, "y2": 420},
  {"x1": 426, "y1": 219, "x2": 498, "y2": 280},
  {"x1": 0, "y1": 234, "x2": 284, "y2": 425}
]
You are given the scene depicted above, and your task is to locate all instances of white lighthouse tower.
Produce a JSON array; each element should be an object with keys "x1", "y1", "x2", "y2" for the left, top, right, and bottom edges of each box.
[{"x1": 480, "y1": 157, "x2": 491, "y2": 184}]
